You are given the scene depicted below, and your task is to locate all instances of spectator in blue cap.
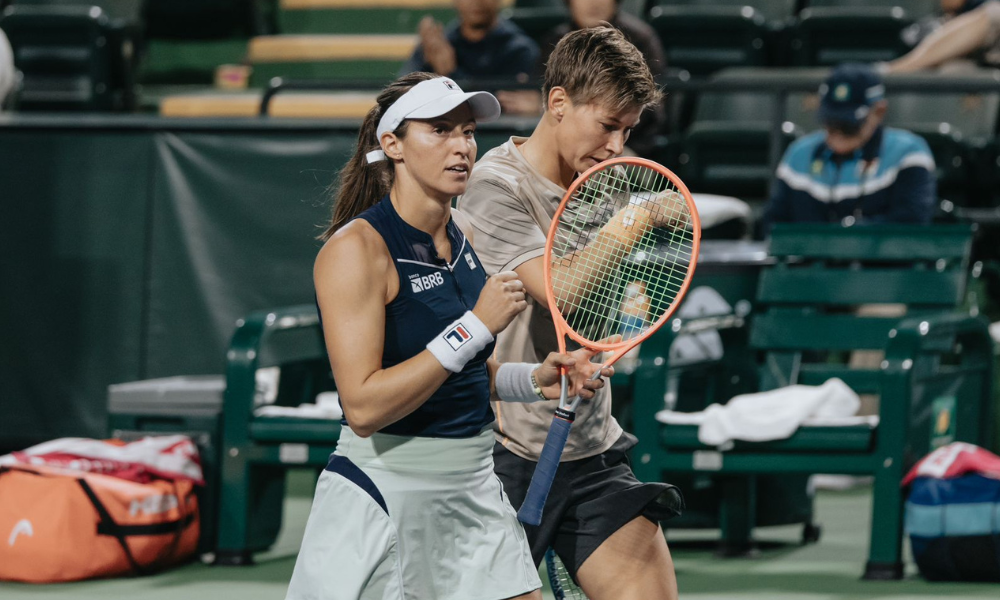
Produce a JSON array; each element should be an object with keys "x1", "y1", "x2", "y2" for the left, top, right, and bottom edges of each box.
[{"x1": 760, "y1": 63, "x2": 937, "y2": 235}]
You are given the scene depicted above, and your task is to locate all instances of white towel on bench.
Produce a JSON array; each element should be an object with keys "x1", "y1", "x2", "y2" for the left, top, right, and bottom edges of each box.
[
  {"x1": 656, "y1": 378, "x2": 874, "y2": 446},
  {"x1": 254, "y1": 391, "x2": 343, "y2": 420}
]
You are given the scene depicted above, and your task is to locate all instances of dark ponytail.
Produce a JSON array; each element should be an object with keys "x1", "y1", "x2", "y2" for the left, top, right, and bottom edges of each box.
[{"x1": 320, "y1": 72, "x2": 440, "y2": 240}]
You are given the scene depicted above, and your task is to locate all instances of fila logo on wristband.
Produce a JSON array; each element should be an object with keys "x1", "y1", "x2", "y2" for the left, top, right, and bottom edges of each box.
[
  {"x1": 444, "y1": 324, "x2": 472, "y2": 350},
  {"x1": 427, "y1": 310, "x2": 492, "y2": 372}
]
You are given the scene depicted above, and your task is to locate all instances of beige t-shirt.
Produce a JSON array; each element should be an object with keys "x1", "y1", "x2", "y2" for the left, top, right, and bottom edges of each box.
[{"x1": 457, "y1": 137, "x2": 623, "y2": 461}]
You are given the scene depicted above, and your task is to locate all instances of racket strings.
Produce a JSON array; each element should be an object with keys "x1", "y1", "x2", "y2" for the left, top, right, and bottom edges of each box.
[
  {"x1": 550, "y1": 163, "x2": 696, "y2": 344},
  {"x1": 545, "y1": 549, "x2": 588, "y2": 600}
]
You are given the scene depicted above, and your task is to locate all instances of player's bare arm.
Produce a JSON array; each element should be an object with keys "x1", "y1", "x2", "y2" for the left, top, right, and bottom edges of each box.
[{"x1": 315, "y1": 219, "x2": 452, "y2": 437}]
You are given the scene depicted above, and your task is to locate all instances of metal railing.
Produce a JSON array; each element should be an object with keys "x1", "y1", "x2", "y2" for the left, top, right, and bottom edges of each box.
[{"x1": 259, "y1": 68, "x2": 1000, "y2": 172}]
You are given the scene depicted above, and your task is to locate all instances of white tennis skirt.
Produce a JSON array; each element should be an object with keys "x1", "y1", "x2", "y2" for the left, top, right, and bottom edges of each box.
[{"x1": 286, "y1": 425, "x2": 540, "y2": 600}]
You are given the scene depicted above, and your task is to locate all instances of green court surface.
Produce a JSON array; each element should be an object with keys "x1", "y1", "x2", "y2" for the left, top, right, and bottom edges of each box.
[{"x1": 2, "y1": 473, "x2": 998, "y2": 599}]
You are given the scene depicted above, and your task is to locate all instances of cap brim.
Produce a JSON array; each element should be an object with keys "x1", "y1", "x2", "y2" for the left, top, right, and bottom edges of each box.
[
  {"x1": 818, "y1": 104, "x2": 868, "y2": 126},
  {"x1": 407, "y1": 91, "x2": 501, "y2": 124}
]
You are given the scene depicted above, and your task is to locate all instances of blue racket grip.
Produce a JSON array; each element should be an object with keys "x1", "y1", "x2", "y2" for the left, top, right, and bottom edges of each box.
[{"x1": 517, "y1": 408, "x2": 575, "y2": 526}]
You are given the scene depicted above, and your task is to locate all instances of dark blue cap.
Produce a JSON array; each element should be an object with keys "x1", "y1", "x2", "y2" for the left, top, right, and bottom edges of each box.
[{"x1": 818, "y1": 63, "x2": 885, "y2": 127}]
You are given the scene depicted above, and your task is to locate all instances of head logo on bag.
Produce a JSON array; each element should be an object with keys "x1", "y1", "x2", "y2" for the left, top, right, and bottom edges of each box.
[
  {"x1": 129, "y1": 494, "x2": 179, "y2": 517},
  {"x1": 7, "y1": 519, "x2": 32, "y2": 547}
]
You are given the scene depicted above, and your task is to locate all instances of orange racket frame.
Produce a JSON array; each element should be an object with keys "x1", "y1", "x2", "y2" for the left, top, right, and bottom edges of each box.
[
  {"x1": 541, "y1": 156, "x2": 702, "y2": 364},
  {"x1": 518, "y1": 156, "x2": 701, "y2": 526}
]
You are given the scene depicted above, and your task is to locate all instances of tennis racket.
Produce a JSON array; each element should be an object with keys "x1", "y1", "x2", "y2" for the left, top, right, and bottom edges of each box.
[
  {"x1": 545, "y1": 548, "x2": 588, "y2": 600},
  {"x1": 517, "y1": 157, "x2": 701, "y2": 526}
]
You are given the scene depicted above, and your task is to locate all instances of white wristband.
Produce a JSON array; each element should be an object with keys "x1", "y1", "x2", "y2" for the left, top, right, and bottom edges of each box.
[
  {"x1": 496, "y1": 363, "x2": 544, "y2": 403},
  {"x1": 426, "y1": 311, "x2": 494, "y2": 372}
]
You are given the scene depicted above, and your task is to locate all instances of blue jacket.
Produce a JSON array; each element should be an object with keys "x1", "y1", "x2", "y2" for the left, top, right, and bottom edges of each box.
[{"x1": 761, "y1": 126, "x2": 937, "y2": 235}]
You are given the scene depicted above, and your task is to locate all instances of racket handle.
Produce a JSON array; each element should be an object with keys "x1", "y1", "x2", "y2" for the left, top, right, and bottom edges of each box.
[{"x1": 517, "y1": 407, "x2": 575, "y2": 526}]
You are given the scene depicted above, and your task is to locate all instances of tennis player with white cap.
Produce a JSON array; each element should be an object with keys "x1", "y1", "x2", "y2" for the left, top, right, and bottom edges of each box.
[{"x1": 286, "y1": 72, "x2": 612, "y2": 600}]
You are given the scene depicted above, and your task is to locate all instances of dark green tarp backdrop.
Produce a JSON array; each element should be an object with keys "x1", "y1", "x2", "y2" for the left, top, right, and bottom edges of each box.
[{"x1": 0, "y1": 115, "x2": 533, "y2": 449}]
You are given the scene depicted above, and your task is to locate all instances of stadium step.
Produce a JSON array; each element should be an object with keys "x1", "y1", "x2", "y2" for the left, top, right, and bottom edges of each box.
[
  {"x1": 279, "y1": 0, "x2": 456, "y2": 34},
  {"x1": 140, "y1": 38, "x2": 250, "y2": 85},
  {"x1": 159, "y1": 90, "x2": 378, "y2": 118},
  {"x1": 247, "y1": 34, "x2": 416, "y2": 85}
]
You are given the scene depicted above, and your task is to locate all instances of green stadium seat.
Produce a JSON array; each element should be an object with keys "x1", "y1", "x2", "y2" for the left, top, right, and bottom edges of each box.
[
  {"x1": 887, "y1": 88, "x2": 1000, "y2": 141},
  {"x1": 646, "y1": 1, "x2": 801, "y2": 66},
  {"x1": 973, "y1": 138, "x2": 1000, "y2": 206},
  {"x1": 501, "y1": 5, "x2": 568, "y2": 48},
  {"x1": 647, "y1": 5, "x2": 769, "y2": 76},
  {"x1": 630, "y1": 223, "x2": 994, "y2": 579},
  {"x1": 679, "y1": 69, "x2": 813, "y2": 200},
  {"x1": 143, "y1": 0, "x2": 269, "y2": 40},
  {"x1": 139, "y1": 39, "x2": 251, "y2": 85},
  {"x1": 694, "y1": 90, "x2": 778, "y2": 123},
  {"x1": 138, "y1": 0, "x2": 273, "y2": 85},
  {"x1": 909, "y1": 124, "x2": 971, "y2": 204},
  {"x1": 789, "y1": 7, "x2": 914, "y2": 66},
  {"x1": 0, "y1": 4, "x2": 132, "y2": 110},
  {"x1": 648, "y1": 0, "x2": 798, "y2": 22},
  {"x1": 888, "y1": 87, "x2": 1000, "y2": 204},
  {"x1": 805, "y1": 0, "x2": 938, "y2": 20},
  {"x1": 678, "y1": 120, "x2": 798, "y2": 200},
  {"x1": 12, "y1": 0, "x2": 142, "y2": 21}
]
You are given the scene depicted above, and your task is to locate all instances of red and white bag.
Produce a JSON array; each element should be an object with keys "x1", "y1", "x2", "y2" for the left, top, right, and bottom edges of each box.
[
  {"x1": 0, "y1": 435, "x2": 204, "y2": 484},
  {"x1": 0, "y1": 436, "x2": 202, "y2": 582}
]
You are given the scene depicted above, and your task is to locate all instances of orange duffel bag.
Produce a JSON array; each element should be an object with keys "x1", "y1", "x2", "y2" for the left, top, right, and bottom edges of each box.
[{"x1": 0, "y1": 464, "x2": 199, "y2": 582}]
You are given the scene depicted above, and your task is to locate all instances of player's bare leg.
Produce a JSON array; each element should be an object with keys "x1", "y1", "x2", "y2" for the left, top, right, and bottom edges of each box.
[{"x1": 575, "y1": 516, "x2": 677, "y2": 600}]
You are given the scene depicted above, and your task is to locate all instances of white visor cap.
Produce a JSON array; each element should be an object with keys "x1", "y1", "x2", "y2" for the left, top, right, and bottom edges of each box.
[{"x1": 366, "y1": 77, "x2": 501, "y2": 163}]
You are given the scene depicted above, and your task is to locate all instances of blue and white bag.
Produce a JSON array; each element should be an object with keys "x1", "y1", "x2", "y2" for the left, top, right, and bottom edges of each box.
[{"x1": 904, "y1": 442, "x2": 1000, "y2": 581}]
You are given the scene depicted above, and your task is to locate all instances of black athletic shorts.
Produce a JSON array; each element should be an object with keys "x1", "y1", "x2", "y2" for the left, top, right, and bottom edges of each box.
[{"x1": 492, "y1": 431, "x2": 684, "y2": 578}]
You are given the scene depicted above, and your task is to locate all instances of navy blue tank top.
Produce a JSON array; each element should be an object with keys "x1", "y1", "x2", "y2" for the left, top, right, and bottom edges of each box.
[{"x1": 342, "y1": 196, "x2": 496, "y2": 438}]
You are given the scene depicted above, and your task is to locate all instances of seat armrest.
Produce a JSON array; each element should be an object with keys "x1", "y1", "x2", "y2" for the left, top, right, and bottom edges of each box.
[
  {"x1": 222, "y1": 305, "x2": 325, "y2": 439},
  {"x1": 884, "y1": 312, "x2": 993, "y2": 365},
  {"x1": 880, "y1": 311, "x2": 994, "y2": 450}
]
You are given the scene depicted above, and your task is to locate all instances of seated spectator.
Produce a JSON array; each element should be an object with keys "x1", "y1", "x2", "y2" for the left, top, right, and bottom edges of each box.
[
  {"x1": 760, "y1": 63, "x2": 936, "y2": 236},
  {"x1": 0, "y1": 27, "x2": 13, "y2": 109},
  {"x1": 889, "y1": 0, "x2": 1000, "y2": 72},
  {"x1": 400, "y1": 0, "x2": 538, "y2": 82},
  {"x1": 536, "y1": 0, "x2": 665, "y2": 73},
  {"x1": 901, "y1": 0, "x2": 987, "y2": 48},
  {"x1": 498, "y1": 0, "x2": 667, "y2": 155}
]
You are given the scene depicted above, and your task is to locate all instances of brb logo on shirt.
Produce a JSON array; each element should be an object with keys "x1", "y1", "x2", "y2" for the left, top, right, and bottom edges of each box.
[
  {"x1": 444, "y1": 323, "x2": 472, "y2": 350},
  {"x1": 410, "y1": 271, "x2": 445, "y2": 293}
]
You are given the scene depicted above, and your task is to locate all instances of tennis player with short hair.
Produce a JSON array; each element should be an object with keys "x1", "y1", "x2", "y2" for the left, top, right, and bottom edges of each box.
[
  {"x1": 286, "y1": 72, "x2": 611, "y2": 600},
  {"x1": 457, "y1": 27, "x2": 683, "y2": 599}
]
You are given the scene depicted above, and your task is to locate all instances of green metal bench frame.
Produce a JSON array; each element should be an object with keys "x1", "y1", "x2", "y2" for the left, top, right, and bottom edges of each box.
[
  {"x1": 631, "y1": 224, "x2": 995, "y2": 580},
  {"x1": 216, "y1": 304, "x2": 339, "y2": 565}
]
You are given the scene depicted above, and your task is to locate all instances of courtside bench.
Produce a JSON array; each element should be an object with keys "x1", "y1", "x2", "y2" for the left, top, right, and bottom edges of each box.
[
  {"x1": 631, "y1": 224, "x2": 994, "y2": 579},
  {"x1": 216, "y1": 304, "x2": 338, "y2": 565}
]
